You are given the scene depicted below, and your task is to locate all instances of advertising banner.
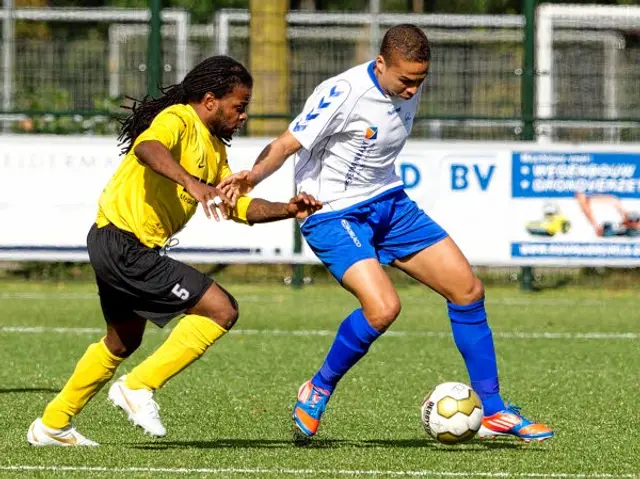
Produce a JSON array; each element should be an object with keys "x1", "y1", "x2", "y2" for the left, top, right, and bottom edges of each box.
[
  {"x1": 0, "y1": 135, "x2": 295, "y2": 262},
  {"x1": 1, "y1": 135, "x2": 638, "y2": 265},
  {"x1": 510, "y1": 150, "x2": 640, "y2": 263},
  {"x1": 390, "y1": 143, "x2": 640, "y2": 266}
]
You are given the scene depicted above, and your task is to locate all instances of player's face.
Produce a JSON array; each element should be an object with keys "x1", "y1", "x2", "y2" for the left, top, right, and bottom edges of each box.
[
  {"x1": 376, "y1": 55, "x2": 429, "y2": 100},
  {"x1": 207, "y1": 84, "x2": 252, "y2": 137}
]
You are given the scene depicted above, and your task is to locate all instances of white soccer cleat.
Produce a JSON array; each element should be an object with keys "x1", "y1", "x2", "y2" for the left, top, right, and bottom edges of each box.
[
  {"x1": 108, "y1": 376, "x2": 167, "y2": 437},
  {"x1": 27, "y1": 418, "x2": 99, "y2": 447}
]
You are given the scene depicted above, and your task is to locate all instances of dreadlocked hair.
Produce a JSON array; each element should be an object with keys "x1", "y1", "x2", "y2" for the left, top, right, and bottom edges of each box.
[{"x1": 118, "y1": 55, "x2": 253, "y2": 154}]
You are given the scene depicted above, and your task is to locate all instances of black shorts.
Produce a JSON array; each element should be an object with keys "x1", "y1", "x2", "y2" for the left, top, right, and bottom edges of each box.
[{"x1": 87, "y1": 223, "x2": 213, "y2": 328}]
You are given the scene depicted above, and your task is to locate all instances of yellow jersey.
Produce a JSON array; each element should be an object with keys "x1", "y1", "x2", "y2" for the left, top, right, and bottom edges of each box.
[{"x1": 96, "y1": 104, "x2": 252, "y2": 248}]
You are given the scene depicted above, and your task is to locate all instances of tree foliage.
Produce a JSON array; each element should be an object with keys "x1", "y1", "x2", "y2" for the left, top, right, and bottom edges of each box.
[{"x1": 41, "y1": 0, "x2": 640, "y2": 22}]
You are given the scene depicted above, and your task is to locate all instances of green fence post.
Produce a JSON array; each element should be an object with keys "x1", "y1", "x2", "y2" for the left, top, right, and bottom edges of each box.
[
  {"x1": 520, "y1": 265, "x2": 534, "y2": 292},
  {"x1": 292, "y1": 221, "x2": 304, "y2": 288},
  {"x1": 520, "y1": 0, "x2": 537, "y2": 292},
  {"x1": 522, "y1": 0, "x2": 536, "y2": 142},
  {"x1": 147, "y1": 0, "x2": 163, "y2": 98}
]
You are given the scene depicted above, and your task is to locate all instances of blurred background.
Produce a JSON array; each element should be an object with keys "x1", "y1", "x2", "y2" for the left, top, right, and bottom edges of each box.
[
  {"x1": 2, "y1": 0, "x2": 639, "y2": 140},
  {"x1": 1, "y1": 5, "x2": 638, "y2": 472},
  {"x1": 0, "y1": 0, "x2": 638, "y2": 289}
]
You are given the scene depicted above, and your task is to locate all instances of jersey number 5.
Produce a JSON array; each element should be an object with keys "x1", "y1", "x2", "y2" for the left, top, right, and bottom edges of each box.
[{"x1": 171, "y1": 283, "x2": 190, "y2": 300}]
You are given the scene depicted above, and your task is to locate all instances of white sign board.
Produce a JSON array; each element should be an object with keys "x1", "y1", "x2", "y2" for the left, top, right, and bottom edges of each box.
[
  {"x1": 393, "y1": 142, "x2": 640, "y2": 266},
  {"x1": 0, "y1": 135, "x2": 295, "y2": 262},
  {"x1": 1, "y1": 135, "x2": 638, "y2": 266}
]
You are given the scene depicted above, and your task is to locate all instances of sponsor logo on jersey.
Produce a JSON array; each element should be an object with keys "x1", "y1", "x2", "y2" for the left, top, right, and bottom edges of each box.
[{"x1": 344, "y1": 125, "x2": 378, "y2": 189}]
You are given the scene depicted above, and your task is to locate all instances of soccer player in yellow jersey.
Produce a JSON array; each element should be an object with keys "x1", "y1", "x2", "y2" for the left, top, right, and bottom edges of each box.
[{"x1": 27, "y1": 55, "x2": 321, "y2": 446}]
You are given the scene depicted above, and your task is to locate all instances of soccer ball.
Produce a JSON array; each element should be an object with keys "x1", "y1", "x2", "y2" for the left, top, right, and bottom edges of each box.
[{"x1": 420, "y1": 382, "x2": 483, "y2": 445}]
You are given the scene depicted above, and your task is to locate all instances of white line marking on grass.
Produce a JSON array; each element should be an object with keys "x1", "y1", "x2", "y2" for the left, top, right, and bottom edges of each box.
[
  {"x1": 0, "y1": 292, "x2": 631, "y2": 308},
  {"x1": 0, "y1": 466, "x2": 636, "y2": 478},
  {"x1": 0, "y1": 326, "x2": 104, "y2": 334},
  {"x1": 0, "y1": 326, "x2": 637, "y2": 340},
  {"x1": 0, "y1": 292, "x2": 266, "y2": 302},
  {"x1": 0, "y1": 292, "x2": 96, "y2": 300},
  {"x1": 235, "y1": 329, "x2": 640, "y2": 340},
  {"x1": 490, "y1": 298, "x2": 615, "y2": 307}
]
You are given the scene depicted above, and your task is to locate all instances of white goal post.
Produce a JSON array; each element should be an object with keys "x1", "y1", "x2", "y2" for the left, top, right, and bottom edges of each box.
[
  {"x1": 215, "y1": 9, "x2": 627, "y2": 140},
  {"x1": 0, "y1": 7, "x2": 190, "y2": 117},
  {"x1": 214, "y1": 9, "x2": 524, "y2": 58},
  {"x1": 536, "y1": 4, "x2": 640, "y2": 142}
]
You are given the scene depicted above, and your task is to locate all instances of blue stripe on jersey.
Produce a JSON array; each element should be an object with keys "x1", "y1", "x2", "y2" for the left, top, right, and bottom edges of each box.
[{"x1": 367, "y1": 61, "x2": 385, "y2": 96}]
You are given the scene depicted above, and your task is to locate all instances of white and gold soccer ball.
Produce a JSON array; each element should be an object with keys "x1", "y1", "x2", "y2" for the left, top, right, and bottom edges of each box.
[{"x1": 420, "y1": 382, "x2": 484, "y2": 445}]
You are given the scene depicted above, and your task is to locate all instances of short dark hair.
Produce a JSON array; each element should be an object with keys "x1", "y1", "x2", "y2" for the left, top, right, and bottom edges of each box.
[
  {"x1": 379, "y1": 24, "x2": 431, "y2": 64},
  {"x1": 118, "y1": 55, "x2": 253, "y2": 153}
]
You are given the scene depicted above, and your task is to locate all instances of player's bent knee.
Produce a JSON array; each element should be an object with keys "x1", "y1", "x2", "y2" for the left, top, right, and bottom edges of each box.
[
  {"x1": 218, "y1": 303, "x2": 239, "y2": 330},
  {"x1": 217, "y1": 290, "x2": 239, "y2": 330},
  {"x1": 470, "y1": 277, "x2": 485, "y2": 302},
  {"x1": 195, "y1": 284, "x2": 240, "y2": 330},
  {"x1": 203, "y1": 297, "x2": 239, "y2": 331},
  {"x1": 450, "y1": 277, "x2": 484, "y2": 305},
  {"x1": 104, "y1": 335, "x2": 141, "y2": 358},
  {"x1": 364, "y1": 299, "x2": 401, "y2": 330}
]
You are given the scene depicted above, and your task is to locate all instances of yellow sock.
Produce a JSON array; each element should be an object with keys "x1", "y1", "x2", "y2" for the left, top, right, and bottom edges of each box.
[
  {"x1": 42, "y1": 338, "x2": 124, "y2": 430},
  {"x1": 125, "y1": 315, "x2": 226, "y2": 391}
]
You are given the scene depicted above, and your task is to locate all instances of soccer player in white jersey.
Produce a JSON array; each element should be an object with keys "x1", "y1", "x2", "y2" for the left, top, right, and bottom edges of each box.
[{"x1": 220, "y1": 24, "x2": 553, "y2": 442}]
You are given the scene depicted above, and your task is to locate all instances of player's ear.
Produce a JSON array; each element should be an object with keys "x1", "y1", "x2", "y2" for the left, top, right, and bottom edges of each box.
[
  {"x1": 202, "y1": 92, "x2": 218, "y2": 112},
  {"x1": 375, "y1": 55, "x2": 387, "y2": 74}
]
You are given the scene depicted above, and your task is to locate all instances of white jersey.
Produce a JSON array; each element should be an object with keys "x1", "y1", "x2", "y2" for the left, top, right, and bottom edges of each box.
[{"x1": 289, "y1": 61, "x2": 421, "y2": 214}]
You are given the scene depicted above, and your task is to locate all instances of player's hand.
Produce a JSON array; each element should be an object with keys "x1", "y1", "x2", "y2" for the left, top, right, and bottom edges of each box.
[
  {"x1": 185, "y1": 178, "x2": 231, "y2": 221},
  {"x1": 218, "y1": 170, "x2": 256, "y2": 207},
  {"x1": 286, "y1": 192, "x2": 323, "y2": 220}
]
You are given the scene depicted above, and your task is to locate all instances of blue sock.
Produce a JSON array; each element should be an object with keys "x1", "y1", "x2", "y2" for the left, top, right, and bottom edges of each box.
[
  {"x1": 312, "y1": 309, "x2": 382, "y2": 393},
  {"x1": 448, "y1": 299, "x2": 505, "y2": 415}
]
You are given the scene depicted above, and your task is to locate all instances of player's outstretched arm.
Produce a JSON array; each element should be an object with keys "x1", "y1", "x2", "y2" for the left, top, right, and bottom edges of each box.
[
  {"x1": 245, "y1": 193, "x2": 322, "y2": 224},
  {"x1": 135, "y1": 140, "x2": 231, "y2": 220},
  {"x1": 252, "y1": 130, "x2": 303, "y2": 184},
  {"x1": 219, "y1": 131, "x2": 303, "y2": 205}
]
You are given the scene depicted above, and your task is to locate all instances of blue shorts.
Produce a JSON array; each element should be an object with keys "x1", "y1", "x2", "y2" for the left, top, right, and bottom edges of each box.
[{"x1": 301, "y1": 187, "x2": 448, "y2": 282}]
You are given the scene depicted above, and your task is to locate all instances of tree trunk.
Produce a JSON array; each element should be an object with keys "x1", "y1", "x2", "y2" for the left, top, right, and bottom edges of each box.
[{"x1": 249, "y1": 0, "x2": 290, "y2": 137}]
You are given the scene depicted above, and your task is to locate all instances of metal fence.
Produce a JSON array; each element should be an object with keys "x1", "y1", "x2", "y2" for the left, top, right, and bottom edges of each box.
[{"x1": 1, "y1": 6, "x2": 639, "y2": 140}]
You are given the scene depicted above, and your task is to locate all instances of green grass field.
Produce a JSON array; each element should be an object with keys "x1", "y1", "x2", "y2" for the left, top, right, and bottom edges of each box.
[{"x1": 0, "y1": 280, "x2": 639, "y2": 478}]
